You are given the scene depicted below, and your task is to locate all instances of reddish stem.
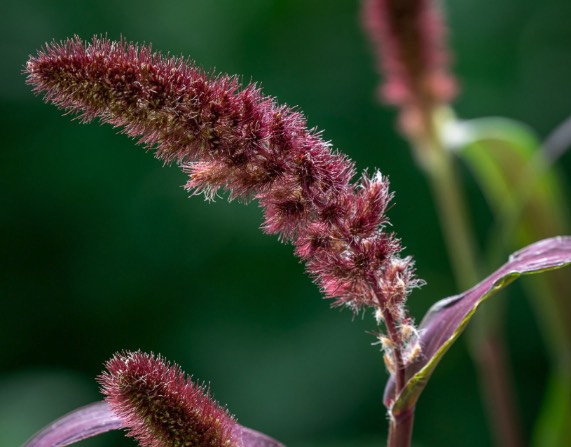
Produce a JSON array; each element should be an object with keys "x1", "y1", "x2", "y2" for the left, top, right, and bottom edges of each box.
[
  {"x1": 387, "y1": 406, "x2": 415, "y2": 447},
  {"x1": 382, "y1": 308, "x2": 406, "y2": 393},
  {"x1": 371, "y1": 280, "x2": 406, "y2": 392},
  {"x1": 371, "y1": 283, "x2": 414, "y2": 447}
]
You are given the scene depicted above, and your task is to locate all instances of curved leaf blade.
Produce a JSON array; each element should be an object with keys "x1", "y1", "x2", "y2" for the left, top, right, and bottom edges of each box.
[
  {"x1": 450, "y1": 116, "x2": 569, "y2": 255},
  {"x1": 449, "y1": 117, "x2": 571, "y2": 446},
  {"x1": 234, "y1": 427, "x2": 286, "y2": 447},
  {"x1": 22, "y1": 400, "x2": 286, "y2": 447},
  {"x1": 384, "y1": 236, "x2": 571, "y2": 412},
  {"x1": 22, "y1": 401, "x2": 123, "y2": 447}
]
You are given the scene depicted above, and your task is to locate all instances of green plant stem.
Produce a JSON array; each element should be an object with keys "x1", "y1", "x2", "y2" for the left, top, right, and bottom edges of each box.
[
  {"x1": 471, "y1": 316, "x2": 525, "y2": 447},
  {"x1": 410, "y1": 109, "x2": 524, "y2": 447},
  {"x1": 423, "y1": 147, "x2": 479, "y2": 287},
  {"x1": 528, "y1": 270, "x2": 571, "y2": 447}
]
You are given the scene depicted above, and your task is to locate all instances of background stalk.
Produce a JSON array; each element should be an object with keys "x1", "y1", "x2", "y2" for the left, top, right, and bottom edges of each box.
[
  {"x1": 454, "y1": 119, "x2": 571, "y2": 446},
  {"x1": 407, "y1": 109, "x2": 524, "y2": 447}
]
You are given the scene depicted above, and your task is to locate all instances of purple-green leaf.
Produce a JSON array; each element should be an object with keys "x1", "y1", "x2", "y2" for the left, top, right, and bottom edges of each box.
[{"x1": 384, "y1": 236, "x2": 571, "y2": 412}]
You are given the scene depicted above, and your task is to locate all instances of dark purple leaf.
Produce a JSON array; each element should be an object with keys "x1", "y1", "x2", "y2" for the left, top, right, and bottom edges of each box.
[
  {"x1": 22, "y1": 400, "x2": 285, "y2": 447},
  {"x1": 384, "y1": 236, "x2": 571, "y2": 411},
  {"x1": 22, "y1": 401, "x2": 123, "y2": 447},
  {"x1": 234, "y1": 426, "x2": 286, "y2": 447}
]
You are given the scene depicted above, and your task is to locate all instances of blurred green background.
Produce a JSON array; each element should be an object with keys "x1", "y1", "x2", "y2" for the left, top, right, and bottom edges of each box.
[{"x1": 1, "y1": 0, "x2": 571, "y2": 446}]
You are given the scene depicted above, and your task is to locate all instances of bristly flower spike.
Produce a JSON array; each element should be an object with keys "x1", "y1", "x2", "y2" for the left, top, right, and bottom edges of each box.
[
  {"x1": 23, "y1": 352, "x2": 284, "y2": 447},
  {"x1": 98, "y1": 351, "x2": 239, "y2": 447},
  {"x1": 361, "y1": 0, "x2": 456, "y2": 138},
  {"x1": 26, "y1": 36, "x2": 421, "y2": 346}
]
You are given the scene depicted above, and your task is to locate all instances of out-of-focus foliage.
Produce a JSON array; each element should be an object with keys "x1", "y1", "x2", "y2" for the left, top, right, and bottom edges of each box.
[{"x1": 1, "y1": 1, "x2": 570, "y2": 446}]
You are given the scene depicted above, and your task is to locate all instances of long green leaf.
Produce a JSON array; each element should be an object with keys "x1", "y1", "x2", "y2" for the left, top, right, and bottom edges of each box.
[
  {"x1": 452, "y1": 117, "x2": 568, "y2": 254},
  {"x1": 450, "y1": 117, "x2": 571, "y2": 445}
]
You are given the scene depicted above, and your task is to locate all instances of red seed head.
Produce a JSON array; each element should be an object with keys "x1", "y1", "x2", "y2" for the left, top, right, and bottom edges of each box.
[
  {"x1": 98, "y1": 351, "x2": 240, "y2": 447},
  {"x1": 26, "y1": 36, "x2": 420, "y2": 325}
]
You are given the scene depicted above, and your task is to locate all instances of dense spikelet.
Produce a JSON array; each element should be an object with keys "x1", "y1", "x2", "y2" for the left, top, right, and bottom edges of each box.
[
  {"x1": 98, "y1": 351, "x2": 239, "y2": 447},
  {"x1": 26, "y1": 36, "x2": 420, "y2": 325},
  {"x1": 361, "y1": 0, "x2": 456, "y2": 111}
]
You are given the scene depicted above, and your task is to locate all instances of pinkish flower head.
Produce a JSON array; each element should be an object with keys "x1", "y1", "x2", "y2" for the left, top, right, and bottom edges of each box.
[
  {"x1": 361, "y1": 0, "x2": 457, "y2": 111},
  {"x1": 26, "y1": 36, "x2": 420, "y2": 330},
  {"x1": 98, "y1": 351, "x2": 239, "y2": 447}
]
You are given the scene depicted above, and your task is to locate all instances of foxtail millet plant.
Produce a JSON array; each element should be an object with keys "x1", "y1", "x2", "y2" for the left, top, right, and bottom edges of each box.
[
  {"x1": 24, "y1": 350, "x2": 285, "y2": 447},
  {"x1": 99, "y1": 351, "x2": 241, "y2": 447},
  {"x1": 21, "y1": 11, "x2": 571, "y2": 447},
  {"x1": 25, "y1": 35, "x2": 422, "y2": 367},
  {"x1": 361, "y1": 0, "x2": 456, "y2": 144},
  {"x1": 25, "y1": 34, "x2": 423, "y2": 447},
  {"x1": 361, "y1": 1, "x2": 521, "y2": 445},
  {"x1": 362, "y1": 1, "x2": 571, "y2": 447}
]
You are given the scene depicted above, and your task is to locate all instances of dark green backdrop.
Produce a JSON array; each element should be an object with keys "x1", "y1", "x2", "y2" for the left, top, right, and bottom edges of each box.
[{"x1": 1, "y1": 1, "x2": 571, "y2": 446}]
